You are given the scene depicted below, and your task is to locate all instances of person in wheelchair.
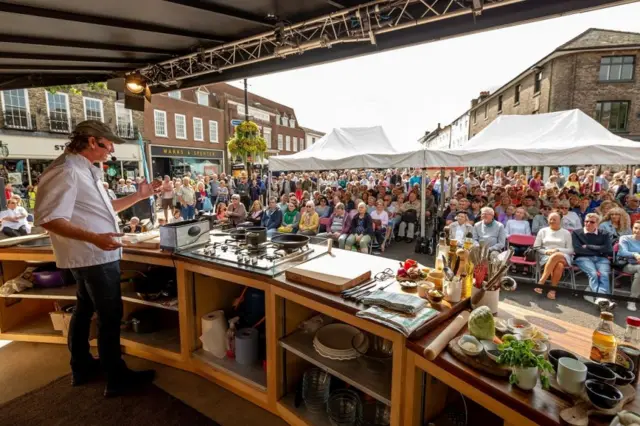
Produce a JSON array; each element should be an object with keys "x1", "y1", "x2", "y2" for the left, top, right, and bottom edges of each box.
[{"x1": 396, "y1": 191, "x2": 421, "y2": 243}]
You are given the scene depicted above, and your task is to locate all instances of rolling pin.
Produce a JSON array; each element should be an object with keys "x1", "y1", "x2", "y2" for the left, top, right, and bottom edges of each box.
[{"x1": 423, "y1": 311, "x2": 470, "y2": 360}]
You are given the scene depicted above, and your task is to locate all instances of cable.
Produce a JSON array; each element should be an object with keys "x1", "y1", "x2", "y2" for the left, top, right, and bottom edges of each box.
[{"x1": 459, "y1": 391, "x2": 468, "y2": 426}]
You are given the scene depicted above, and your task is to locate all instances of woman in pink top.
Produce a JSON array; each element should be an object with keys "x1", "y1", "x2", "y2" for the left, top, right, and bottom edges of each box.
[{"x1": 529, "y1": 171, "x2": 543, "y2": 194}]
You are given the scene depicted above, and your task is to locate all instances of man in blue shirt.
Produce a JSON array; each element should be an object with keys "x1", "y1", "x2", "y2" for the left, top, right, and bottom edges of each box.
[
  {"x1": 409, "y1": 170, "x2": 422, "y2": 188},
  {"x1": 618, "y1": 221, "x2": 640, "y2": 311}
]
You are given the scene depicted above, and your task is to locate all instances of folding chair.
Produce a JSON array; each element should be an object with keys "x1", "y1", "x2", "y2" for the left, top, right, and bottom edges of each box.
[
  {"x1": 612, "y1": 243, "x2": 633, "y2": 296},
  {"x1": 507, "y1": 234, "x2": 539, "y2": 282}
]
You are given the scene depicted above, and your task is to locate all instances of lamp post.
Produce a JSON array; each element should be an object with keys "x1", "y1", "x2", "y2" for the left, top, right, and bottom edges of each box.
[{"x1": 0, "y1": 140, "x2": 10, "y2": 211}]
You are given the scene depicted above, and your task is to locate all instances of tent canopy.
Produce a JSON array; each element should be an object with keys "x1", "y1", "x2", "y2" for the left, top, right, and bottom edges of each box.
[
  {"x1": 269, "y1": 126, "x2": 422, "y2": 171},
  {"x1": 423, "y1": 109, "x2": 640, "y2": 167}
]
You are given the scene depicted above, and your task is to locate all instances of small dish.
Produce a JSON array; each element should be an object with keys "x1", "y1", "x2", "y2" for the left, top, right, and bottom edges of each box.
[
  {"x1": 549, "y1": 349, "x2": 578, "y2": 372},
  {"x1": 417, "y1": 281, "x2": 435, "y2": 298},
  {"x1": 585, "y1": 379, "x2": 623, "y2": 410},
  {"x1": 531, "y1": 340, "x2": 548, "y2": 357},
  {"x1": 399, "y1": 281, "x2": 417, "y2": 289},
  {"x1": 507, "y1": 318, "x2": 533, "y2": 334},
  {"x1": 480, "y1": 340, "x2": 500, "y2": 362},
  {"x1": 603, "y1": 363, "x2": 636, "y2": 386},
  {"x1": 458, "y1": 335, "x2": 483, "y2": 357},
  {"x1": 427, "y1": 289, "x2": 444, "y2": 304},
  {"x1": 495, "y1": 318, "x2": 508, "y2": 334},
  {"x1": 584, "y1": 362, "x2": 617, "y2": 386}
]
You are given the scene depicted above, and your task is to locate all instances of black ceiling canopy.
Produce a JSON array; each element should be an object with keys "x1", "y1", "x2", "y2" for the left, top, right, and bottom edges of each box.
[{"x1": 0, "y1": 0, "x2": 635, "y2": 90}]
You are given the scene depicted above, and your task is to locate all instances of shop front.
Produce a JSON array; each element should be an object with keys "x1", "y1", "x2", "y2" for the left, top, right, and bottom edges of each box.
[
  {"x1": 0, "y1": 133, "x2": 143, "y2": 192},
  {"x1": 149, "y1": 145, "x2": 225, "y2": 179}
]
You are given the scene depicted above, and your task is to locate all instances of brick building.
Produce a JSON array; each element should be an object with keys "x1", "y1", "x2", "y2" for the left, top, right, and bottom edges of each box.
[
  {"x1": 145, "y1": 82, "x2": 306, "y2": 177},
  {"x1": 0, "y1": 85, "x2": 144, "y2": 189},
  {"x1": 468, "y1": 29, "x2": 640, "y2": 141}
]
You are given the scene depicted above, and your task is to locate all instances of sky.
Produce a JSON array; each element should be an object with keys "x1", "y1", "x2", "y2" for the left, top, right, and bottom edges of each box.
[{"x1": 229, "y1": 2, "x2": 640, "y2": 148}]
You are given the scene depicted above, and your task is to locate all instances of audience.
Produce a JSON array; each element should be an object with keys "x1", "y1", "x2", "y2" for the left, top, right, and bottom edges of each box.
[
  {"x1": 261, "y1": 197, "x2": 282, "y2": 237},
  {"x1": 618, "y1": 221, "x2": 640, "y2": 311},
  {"x1": 535, "y1": 212, "x2": 573, "y2": 300},
  {"x1": 599, "y1": 207, "x2": 631, "y2": 241},
  {"x1": 472, "y1": 207, "x2": 506, "y2": 253},
  {"x1": 345, "y1": 202, "x2": 374, "y2": 253},
  {"x1": 278, "y1": 202, "x2": 300, "y2": 233},
  {"x1": 572, "y1": 213, "x2": 613, "y2": 305},
  {"x1": 298, "y1": 201, "x2": 320, "y2": 236}
]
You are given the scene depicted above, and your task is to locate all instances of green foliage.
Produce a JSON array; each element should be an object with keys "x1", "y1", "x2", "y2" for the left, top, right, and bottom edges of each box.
[
  {"x1": 227, "y1": 120, "x2": 267, "y2": 167},
  {"x1": 46, "y1": 82, "x2": 107, "y2": 95},
  {"x1": 497, "y1": 339, "x2": 555, "y2": 389}
]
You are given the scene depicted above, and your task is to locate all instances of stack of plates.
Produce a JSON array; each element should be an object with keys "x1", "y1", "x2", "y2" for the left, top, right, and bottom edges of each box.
[{"x1": 314, "y1": 324, "x2": 367, "y2": 361}]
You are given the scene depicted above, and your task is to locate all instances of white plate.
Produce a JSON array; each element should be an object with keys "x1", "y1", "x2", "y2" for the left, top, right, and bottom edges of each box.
[
  {"x1": 315, "y1": 324, "x2": 361, "y2": 352},
  {"x1": 313, "y1": 341, "x2": 360, "y2": 360},
  {"x1": 313, "y1": 336, "x2": 358, "y2": 357}
]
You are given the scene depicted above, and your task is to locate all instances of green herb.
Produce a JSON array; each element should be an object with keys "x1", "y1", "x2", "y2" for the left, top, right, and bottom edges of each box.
[{"x1": 497, "y1": 339, "x2": 554, "y2": 389}]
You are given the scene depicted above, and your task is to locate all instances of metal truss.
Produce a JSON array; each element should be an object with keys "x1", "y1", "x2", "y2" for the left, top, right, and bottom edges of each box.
[{"x1": 137, "y1": 0, "x2": 524, "y2": 87}]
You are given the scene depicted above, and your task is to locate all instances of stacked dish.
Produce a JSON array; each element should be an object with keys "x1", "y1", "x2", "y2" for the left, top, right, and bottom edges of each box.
[
  {"x1": 327, "y1": 389, "x2": 363, "y2": 426},
  {"x1": 302, "y1": 368, "x2": 331, "y2": 413},
  {"x1": 314, "y1": 324, "x2": 367, "y2": 361}
]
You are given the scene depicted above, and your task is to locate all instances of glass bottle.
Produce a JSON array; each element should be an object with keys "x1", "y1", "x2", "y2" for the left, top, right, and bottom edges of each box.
[
  {"x1": 618, "y1": 316, "x2": 640, "y2": 384},
  {"x1": 463, "y1": 232, "x2": 474, "y2": 298},
  {"x1": 591, "y1": 312, "x2": 617, "y2": 363}
]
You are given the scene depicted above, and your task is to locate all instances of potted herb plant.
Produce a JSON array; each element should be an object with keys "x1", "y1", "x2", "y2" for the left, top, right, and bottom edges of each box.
[{"x1": 497, "y1": 339, "x2": 554, "y2": 391}]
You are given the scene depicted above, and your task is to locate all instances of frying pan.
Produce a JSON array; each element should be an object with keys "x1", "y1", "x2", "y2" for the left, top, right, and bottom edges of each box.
[{"x1": 270, "y1": 234, "x2": 310, "y2": 250}]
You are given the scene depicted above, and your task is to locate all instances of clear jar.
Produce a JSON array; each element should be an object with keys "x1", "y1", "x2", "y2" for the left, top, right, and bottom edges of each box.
[{"x1": 624, "y1": 316, "x2": 640, "y2": 346}]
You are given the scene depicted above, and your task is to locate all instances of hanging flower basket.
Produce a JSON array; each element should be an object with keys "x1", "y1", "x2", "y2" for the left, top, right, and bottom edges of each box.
[{"x1": 227, "y1": 120, "x2": 267, "y2": 167}]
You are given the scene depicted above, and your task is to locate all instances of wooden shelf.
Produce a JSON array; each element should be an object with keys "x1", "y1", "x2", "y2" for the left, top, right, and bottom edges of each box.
[
  {"x1": 1, "y1": 285, "x2": 178, "y2": 311},
  {"x1": 279, "y1": 393, "x2": 331, "y2": 426},
  {"x1": 4, "y1": 314, "x2": 62, "y2": 337},
  {"x1": 120, "y1": 327, "x2": 181, "y2": 354},
  {"x1": 280, "y1": 329, "x2": 391, "y2": 405},
  {"x1": 192, "y1": 348, "x2": 267, "y2": 391}
]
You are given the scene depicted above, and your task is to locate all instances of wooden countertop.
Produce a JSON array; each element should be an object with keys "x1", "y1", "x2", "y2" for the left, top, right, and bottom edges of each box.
[
  {"x1": 0, "y1": 244, "x2": 172, "y2": 260},
  {"x1": 408, "y1": 302, "x2": 639, "y2": 426}
]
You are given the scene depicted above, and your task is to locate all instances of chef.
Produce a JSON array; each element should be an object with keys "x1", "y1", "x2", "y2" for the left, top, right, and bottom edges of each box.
[{"x1": 35, "y1": 121, "x2": 160, "y2": 397}]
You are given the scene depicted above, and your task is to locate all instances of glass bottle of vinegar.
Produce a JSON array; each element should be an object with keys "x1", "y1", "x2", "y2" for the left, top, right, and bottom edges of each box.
[{"x1": 591, "y1": 312, "x2": 617, "y2": 363}]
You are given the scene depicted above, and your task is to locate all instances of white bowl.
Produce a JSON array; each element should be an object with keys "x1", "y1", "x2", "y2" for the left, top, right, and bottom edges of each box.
[
  {"x1": 458, "y1": 335, "x2": 483, "y2": 357},
  {"x1": 507, "y1": 318, "x2": 533, "y2": 334},
  {"x1": 480, "y1": 340, "x2": 500, "y2": 362},
  {"x1": 495, "y1": 318, "x2": 508, "y2": 334}
]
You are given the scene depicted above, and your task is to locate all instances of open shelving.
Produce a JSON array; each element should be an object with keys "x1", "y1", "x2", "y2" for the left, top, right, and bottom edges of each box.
[
  {"x1": 192, "y1": 348, "x2": 267, "y2": 391},
  {"x1": 279, "y1": 328, "x2": 392, "y2": 405},
  {"x1": 121, "y1": 327, "x2": 181, "y2": 354},
  {"x1": 279, "y1": 393, "x2": 332, "y2": 426}
]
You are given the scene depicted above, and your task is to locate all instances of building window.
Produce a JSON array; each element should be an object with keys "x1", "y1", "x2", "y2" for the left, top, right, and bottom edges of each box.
[
  {"x1": 277, "y1": 134, "x2": 284, "y2": 150},
  {"x1": 1, "y1": 89, "x2": 31, "y2": 129},
  {"x1": 193, "y1": 117, "x2": 204, "y2": 141},
  {"x1": 115, "y1": 102, "x2": 134, "y2": 138},
  {"x1": 473, "y1": 110, "x2": 477, "y2": 124},
  {"x1": 275, "y1": 113, "x2": 281, "y2": 125},
  {"x1": 263, "y1": 128, "x2": 272, "y2": 149},
  {"x1": 484, "y1": 104, "x2": 488, "y2": 120},
  {"x1": 599, "y1": 56, "x2": 635, "y2": 82},
  {"x1": 46, "y1": 91, "x2": 70, "y2": 133},
  {"x1": 290, "y1": 119, "x2": 296, "y2": 128},
  {"x1": 497, "y1": 95, "x2": 503, "y2": 113},
  {"x1": 285, "y1": 135, "x2": 291, "y2": 151},
  {"x1": 154, "y1": 109, "x2": 167, "y2": 137},
  {"x1": 175, "y1": 114, "x2": 187, "y2": 139},
  {"x1": 197, "y1": 91, "x2": 209, "y2": 106},
  {"x1": 595, "y1": 101, "x2": 630, "y2": 132},
  {"x1": 168, "y1": 91, "x2": 181, "y2": 100},
  {"x1": 534, "y1": 71, "x2": 542, "y2": 94},
  {"x1": 293, "y1": 137, "x2": 298, "y2": 151},
  {"x1": 282, "y1": 115, "x2": 288, "y2": 126},
  {"x1": 514, "y1": 85, "x2": 521, "y2": 104},
  {"x1": 209, "y1": 120, "x2": 218, "y2": 143},
  {"x1": 83, "y1": 97, "x2": 104, "y2": 121}
]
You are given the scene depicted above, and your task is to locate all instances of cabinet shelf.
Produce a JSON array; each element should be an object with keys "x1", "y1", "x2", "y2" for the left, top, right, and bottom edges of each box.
[{"x1": 192, "y1": 348, "x2": 267, "y2": 391}]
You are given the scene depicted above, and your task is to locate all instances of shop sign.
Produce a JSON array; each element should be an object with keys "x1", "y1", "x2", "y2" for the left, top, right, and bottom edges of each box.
[{"x1": 150, "y1": 146, "x2": 224, "y2": 160}]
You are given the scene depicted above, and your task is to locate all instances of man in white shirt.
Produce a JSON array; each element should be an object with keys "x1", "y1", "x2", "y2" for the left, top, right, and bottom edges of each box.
[
  {"x1": 35, "y1": 121, "x2": 160, "y2": 397},
  {"x1": 559, "y1": 200, "x2": 582, "y2": 231}
]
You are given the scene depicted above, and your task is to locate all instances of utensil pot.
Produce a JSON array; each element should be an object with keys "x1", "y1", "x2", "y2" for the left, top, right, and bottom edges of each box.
[{"x1": 471, "y1": 285, "x2": 499, "y2": 314}]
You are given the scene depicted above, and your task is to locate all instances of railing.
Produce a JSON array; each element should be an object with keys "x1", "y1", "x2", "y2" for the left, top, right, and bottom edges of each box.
[
  {"x1": 1, "y1": 109, "x2": 35, "y2": 130},
  {"x1": 116, "y1": 123, "x2": 139, "y2": 139}
]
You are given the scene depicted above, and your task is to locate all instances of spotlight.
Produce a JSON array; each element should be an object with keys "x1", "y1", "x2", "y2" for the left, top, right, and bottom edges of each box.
[{"x1": 125, "y1": 74, "x2": 146, "y2": 94}]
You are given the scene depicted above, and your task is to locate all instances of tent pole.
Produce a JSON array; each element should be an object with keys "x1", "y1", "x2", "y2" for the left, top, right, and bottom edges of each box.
[
  {"x1": 420, "y1": 169, "x2": 426, "y2": 238},
  {"x1": 439, "y1": 167, "x2": 446, "y2": 214},
  {"x1": 268, "y1": 170, "x2": 272, "y2": 202}
]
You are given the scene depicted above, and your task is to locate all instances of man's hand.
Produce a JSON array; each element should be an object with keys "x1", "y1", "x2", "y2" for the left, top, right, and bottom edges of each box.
[
  {"x1": 136, "y1": 179, "x2": 162, "y2": 199},
  {"x1": 90, "y1": 233, "x2": 124, "y2": 251}
]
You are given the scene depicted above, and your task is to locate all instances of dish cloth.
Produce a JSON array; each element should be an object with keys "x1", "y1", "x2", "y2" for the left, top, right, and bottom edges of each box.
[
  {"x1": 356, "y1": 305, "x2": 437, "y2": 337},
  {"x1": 360, "y1": 290, "x2": 427, "y2": 314}
]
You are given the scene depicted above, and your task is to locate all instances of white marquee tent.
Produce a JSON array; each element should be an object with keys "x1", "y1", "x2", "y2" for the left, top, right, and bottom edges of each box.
[
  {"x1": 268, "y1": 126, "x2": 423, "y2": 171},
  {"x1": 421, "y1": 109, "x2": 640, "y2": 167}
]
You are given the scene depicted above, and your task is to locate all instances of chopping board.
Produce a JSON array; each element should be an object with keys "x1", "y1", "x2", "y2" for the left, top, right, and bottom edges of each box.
[
  {"x1": 0, "y1": 233, "x2": 49, "y2": 248},
  {"x1": 122, "y1": 231, "x2": 161, "y2": 249},
  {"x1": 447, "y1": 336, "x2": 510, "y2": 377},
  {"x1": 285, "y1": 250, "x2": 371, "y2": 293}
]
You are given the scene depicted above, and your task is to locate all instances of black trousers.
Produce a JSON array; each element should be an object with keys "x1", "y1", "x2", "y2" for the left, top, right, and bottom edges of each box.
[
  {"x1": 2, "y1": 226, "x2": 27, "y2": 237},
  {"x1": 68, "y1": 261, "x2": 125, "y2": 378}
]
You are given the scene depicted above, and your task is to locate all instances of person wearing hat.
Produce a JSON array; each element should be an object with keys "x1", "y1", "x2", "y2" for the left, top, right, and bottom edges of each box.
[{"x1": 35, "y1": 120, "x2": 161, "y2": 397}]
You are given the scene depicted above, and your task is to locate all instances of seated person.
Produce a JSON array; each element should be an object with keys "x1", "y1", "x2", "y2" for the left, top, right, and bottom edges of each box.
[
  {"x1": 448, "y1": 211, "x2": 474, "y2": 246},
  {"x1": 248, "y1": 200, "x2": 264, "y2": 226},
  {"x1": 345, "y1": 202, "x2": 374, "y2": 253},
  {"x1": 315, "y1": 197, "x2": 331, "y2": 218},
  {"x1": 215, "y1": 202, "x2": 228, "y2": 222},
  {"x1": 573, "y1": 197, "x2": 593, "y2": 224},
  {"x1": 370, "y1": 200, "x2": 389, "y2": 250},
  {"x1": 443, "y1": 198, "x2": 459, "y2": 226},
  {"x1": 395, "y1": 192, "x2": 421, "y2": 243},
  {"x1": 497, "y1": 205, "x2": 516, "y2": 226},
  {"x1": 261, "y1": 197, "x2": 283, "y2": 238},
  {"x1": 572, "y1": 212, "x2": 613, "y2": 305},
  {"x1": 625, "y1": 196, "x2": 640, "y2": 215},
  {"x1": 225, "y1": 194, "x2": 247, "y2": 227},
  {"x1": 298, "y1": 201, "x2": 320, "y2": 236},
  {"x1": 0, "y1": 198, "x2": 30, "y2": 237},
  {"x1": 157, "y1": 218, "x2": 167, "y2": 227},
  {"x1": 535, "y1": 212, "x2": 573, "y2": 300},
  {"x1": 531, "y1": 205, "x2": 551, "y2": 235},
  {"x1": 505, "y1": 207, "x2": 531, "y2": 237},
  {"x1": 319, "y1": 202, "x2": 351, "y2": 249},
  {"x1": 278, "y1": 202, "x2": 300, "y2": 233},
  {"x1": 123, "y1": 216, "x2": 142, "y2": 233},
  {"x1": 617, "y1": 221, "x2": 640, "y2": 311},
  {"x1": 599, "y1": 207, "x2": 631, "y2": 242},
  {"x1": 389, "y1": 193, "x2": 405, "y2": 229},
  {"x1": 523, "y1": 195, "x2": 540, "y2": 218},
  {"x1": 472, "y1": 207, "x2": 506, "y2": 253},
  {"x1": 278, "y1": 194, "x2": 289, "y2": 212},
  {"x1": 559, "y1": 200, "x2": 582, "y2": 231}
]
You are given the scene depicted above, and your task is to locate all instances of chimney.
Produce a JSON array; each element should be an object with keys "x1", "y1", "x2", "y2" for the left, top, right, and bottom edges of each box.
[
  {"x1": 479, "y1": 91, "x2": 490, "y2": 101},
  {"x1": 471, "y1": 98, "x2": 478, "y2": 108}
]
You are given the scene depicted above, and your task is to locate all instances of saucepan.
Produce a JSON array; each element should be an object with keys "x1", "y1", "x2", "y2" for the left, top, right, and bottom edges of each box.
[
  {"x1": 228, "y1": 228, "x2": 247, "y2": 240},
  {"x1": 245, "y1": 227, "x2": 267, "y2": 246},
  {"x1": 271, "y1": 234, "x2": 310, "y2": 250}
]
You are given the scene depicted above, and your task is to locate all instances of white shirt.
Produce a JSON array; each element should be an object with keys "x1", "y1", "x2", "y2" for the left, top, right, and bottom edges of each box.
[
  {"x1": 35, "y1": 152, "x2": 121, "y2": 269},
  {"x1": 0, "y1": 206, "x2": 30, "y2": 231},
  {"x1": 370, "y1": 210, "x2": 389, "y2": 227}
]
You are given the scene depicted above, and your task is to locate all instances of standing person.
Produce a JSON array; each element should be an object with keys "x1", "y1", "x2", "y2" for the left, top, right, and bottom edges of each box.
[
  {"x1": 236, "y1": 172, "x2": 251, "y2": 210},
  {"x1": 161, "y1": 175, "x2": 174, "y2": 222},
  {"x1": 209, "y1": 174, "x2": 220, "y2": 208},
  {"x1": 103, "y1": 182, "x2": 117, "y2": 201},
  {"x1": 27, "y1": 185, "x2": 37, "y2": 210},
  {"x1": 617, "y1": 221, "x2": 640, "y2": 311},
  {"x1": 195, "y1": 181, "x2": 209, "y2": 212},
  {"x1": 178, "y1": 177, "x2": 196, "y2": 220},
  {"x1": 34, "y1": 121, "x2": 157, "y2": 397}
]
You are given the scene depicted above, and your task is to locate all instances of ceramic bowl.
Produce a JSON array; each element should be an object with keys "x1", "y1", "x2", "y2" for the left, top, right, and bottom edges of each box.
[
  {"x1": 531, "y1": 340, "x2": 549, "y2": 357},
  {"x1": 549, "y1": 349, "x2": 578, "y2": 372},
  {"x1": 585, "y1": 379, "x2": 623, "y2": 410},
  {"x1": 427, "y1": 289, "x2": 444, "y2": 304},
  {"x1": 480, "y1": 340, "x2": 500, "y2": 362},
  {"x1": 507, "y1": 318, "x2": 533, "y2": 334},
  {"x1": 458, "y1": 335, "x2": 483, "y2": 357},
  {"x1": 417, "y1": 281, "x2": 435, "y2": 299},
  {"x1": 494, "y1": 318, "x2": 508, "y2": 334},
  {"x1": 584, "y1": 362, "x2": 617, "y2": 386},
  {"x1": 603, "y1": 363, "x2": 636, "y2": 386}
]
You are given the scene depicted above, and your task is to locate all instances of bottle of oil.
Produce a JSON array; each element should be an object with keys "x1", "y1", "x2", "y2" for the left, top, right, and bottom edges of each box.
[
  {"x1": 436, "y1": 232, "x2": 448, "y2": 271},
  {"x1": 463, "y1": 232, "x2": 474, "y2": 298},
  {"x1": 591, "y1": 311, "x2": 617, "y2": 363}
]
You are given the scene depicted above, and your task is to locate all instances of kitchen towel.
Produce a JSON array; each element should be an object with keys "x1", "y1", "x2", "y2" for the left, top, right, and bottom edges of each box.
[
  {"x1": 200, "y1": 310, "x2": 227, "y2": 359},
  {"x1": 235, "y1": 327, "x2": 259, "y2": 365}
]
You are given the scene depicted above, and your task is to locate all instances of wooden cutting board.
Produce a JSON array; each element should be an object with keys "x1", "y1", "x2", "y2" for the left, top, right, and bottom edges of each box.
[
  {"x1": 0, "y1": 233, "x2": 49, "y2": 248},
  {"x1": 285, "y1": 250, "x2": 371, "y2": 293},
  {"x1": 447, "y1": 336, "x2": 510, "y2": 377},
  {"x1": 122, "y1": 232, "x2": 161, "y2": 249}
]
